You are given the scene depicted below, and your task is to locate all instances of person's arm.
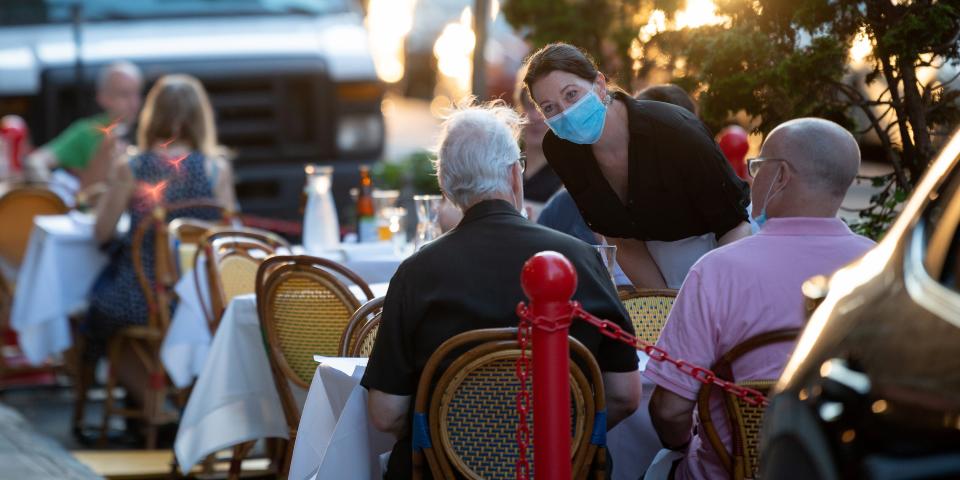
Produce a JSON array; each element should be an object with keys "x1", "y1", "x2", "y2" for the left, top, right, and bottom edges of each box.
[
  {"x1": 94, "y1": 157, "x2": 135, "y2": 245},
  {"x1": 212, "y1": 156, "x2": 237, "y2": 212},
  {"x1": 649, "y1": 385, "x2": 696, "y2": 449},
  {"x1": 368, "y1": 389, "x2": 412, "y2": 438},
  {"x1": 604, "y1": 236, "x2": 666, "y2": 289},
  {"x1": 718, "y1": 221, "x2": 751, "y2": 245},
  {"x1": 603, "y1": 371, "x2": 641, "y2": 428},
  {"x1": 23, "y1": 148, "x2": 57, "y2": 182},
  {"x1": 75, "y1": 132, "x2": 123, "y2": 190}
]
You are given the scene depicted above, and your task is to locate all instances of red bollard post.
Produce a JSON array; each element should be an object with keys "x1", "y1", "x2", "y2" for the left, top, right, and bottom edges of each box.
[{"x1": 520, "y1": 251, "x2": 577, "y2": 480}]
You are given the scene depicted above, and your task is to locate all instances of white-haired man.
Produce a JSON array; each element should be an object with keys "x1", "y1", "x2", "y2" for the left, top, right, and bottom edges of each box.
[
  {"x1": 26, "y1": 61, "x2": 143, "y2": 190},
  {"x1": 646, "y1": 118, "x2": 876, "y2": 479},
  {"x1": 362, "y1": 102, "x2": 641, "y2": 479}
]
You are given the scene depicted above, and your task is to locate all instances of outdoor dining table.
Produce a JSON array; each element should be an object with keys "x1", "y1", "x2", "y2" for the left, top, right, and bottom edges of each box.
[
  {"x1": 161, "y1": 242, "x2": 404, "y2": 388},
  {"x1": 287, "y1": 357, "x2": 394, "y2": 480},
  {"x1": 173, "y1": 283, "x2": 388, "y2": 473},
  {"x1": 283, "y1": 353, "x2": 660, "y2": 480},
  {"x1": 9, "y1": 212, "x2": 127, "y2": 364}
]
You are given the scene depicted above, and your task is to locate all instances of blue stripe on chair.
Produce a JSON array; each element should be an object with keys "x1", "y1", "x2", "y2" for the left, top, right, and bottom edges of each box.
[
  {"x1": 413, "y1": 412, "x2": 432, "y2": 450},
  {"x1": 591, "y1": 410, "x2": 607, "y2": 446}
]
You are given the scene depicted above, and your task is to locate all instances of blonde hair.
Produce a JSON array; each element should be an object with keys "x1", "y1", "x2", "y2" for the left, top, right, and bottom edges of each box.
[{"x1": 137, "y1": 74, "x2": 217, "y2": 156}]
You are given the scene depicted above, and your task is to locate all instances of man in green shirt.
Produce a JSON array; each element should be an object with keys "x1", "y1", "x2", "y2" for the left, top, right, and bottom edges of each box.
[{"x1": 25, "y1": 61, "x2": 143, "y2": 192}]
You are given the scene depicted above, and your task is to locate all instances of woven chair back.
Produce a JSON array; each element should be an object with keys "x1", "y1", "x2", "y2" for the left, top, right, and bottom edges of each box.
[
  {"x1": 697, "y1": 329, "x2": 801, "y2": 480},
  {"x1": 257, "y1": 255, "x2": 373, "y2": 388},
  {"x1": 618, "y1": 288, "x2": 678, "y2": 344},
  {"x1": 414, "y1": 328, "x2": 607, "y2": 480},
  {"x1": 168, "y1": 218, "x2": 216, "y2": 274},
  {"x1": 0, "y1": 186, "x2": 68, "y2": 267},
  {"x1": 199, "y1": 228, "x2": 289, "y2": 328},
  {"x1": 131, "y1": 200, "x2": 227, "y2": 331},
  {"x1": 338, "y1": 296, "x2": 384, "y2": 357}
]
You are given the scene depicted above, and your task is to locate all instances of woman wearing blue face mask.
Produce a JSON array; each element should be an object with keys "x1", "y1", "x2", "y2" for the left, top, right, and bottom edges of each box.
[{"x1": 522, "y1": 43, "x2": 751, "y2": 288}]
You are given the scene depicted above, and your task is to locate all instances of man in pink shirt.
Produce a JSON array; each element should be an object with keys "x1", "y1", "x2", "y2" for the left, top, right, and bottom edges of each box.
[{"x1": 644, "y1": 118, "x2": 875, "y2": 479}]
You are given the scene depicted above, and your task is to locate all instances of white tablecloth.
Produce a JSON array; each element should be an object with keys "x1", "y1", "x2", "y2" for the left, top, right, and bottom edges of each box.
[
  {"x1": 10, "y1": 213, "x2": 107, "y2": 364},
  {"x1": 173, "y1": 286, "x2": 388, "y2": 472},
  {"x1": 162, "y1": 269, "x2": 388, "y2": 389},
  {"x1": 288, "y1": 358, "x2": 395, "y2": 480},
  {"x1": 174, "y1": 294, "x2": 292, "y2": 471}
]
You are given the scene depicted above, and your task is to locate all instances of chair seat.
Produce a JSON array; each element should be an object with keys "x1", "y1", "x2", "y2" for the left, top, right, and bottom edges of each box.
[{"x1": 116, "y1": 326, "x2": 164, "y2": 341}]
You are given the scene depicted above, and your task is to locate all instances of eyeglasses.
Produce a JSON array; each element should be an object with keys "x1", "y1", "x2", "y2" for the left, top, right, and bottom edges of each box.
[
  {"x1": 518, "y1": 154, "x2": 527, "y2": 174},
  {"x1": 746, "y1": 157, "x2": 788, "y2": 178}
]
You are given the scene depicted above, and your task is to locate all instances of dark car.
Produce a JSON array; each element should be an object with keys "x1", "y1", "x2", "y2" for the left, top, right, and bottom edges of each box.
[{"x1": 761, "y1": 130, "x2": 960, "y2": 479}]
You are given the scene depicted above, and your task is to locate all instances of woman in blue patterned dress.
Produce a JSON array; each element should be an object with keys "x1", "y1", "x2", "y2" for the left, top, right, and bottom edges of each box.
[{"x1": 83, "y1": 74, "x2": 236, "y2": 417}]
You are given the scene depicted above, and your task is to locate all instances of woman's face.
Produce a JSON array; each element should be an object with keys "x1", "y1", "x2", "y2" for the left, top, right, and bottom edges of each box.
[
  {"x1": 520, "y1": 96, "x2": 549, "y2": 148},
  {"x1": 529, "y1": 70, "x2": 602, "y2": 120}
]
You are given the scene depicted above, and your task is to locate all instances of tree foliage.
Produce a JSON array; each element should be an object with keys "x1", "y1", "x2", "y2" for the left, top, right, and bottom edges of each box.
[{"x1": 504, "y1": 0, "x2": 960, "y2": 238}]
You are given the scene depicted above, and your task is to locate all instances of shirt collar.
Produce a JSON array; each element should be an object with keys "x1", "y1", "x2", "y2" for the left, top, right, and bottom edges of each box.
[
  {"x1": 459, "y1": 199, "x2": 523, "y2": 226},
  {"x1": 758, "y1": 217, "x2": 854, "y2": 236}
]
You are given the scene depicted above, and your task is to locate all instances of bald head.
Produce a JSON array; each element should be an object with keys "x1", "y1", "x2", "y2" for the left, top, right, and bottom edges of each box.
[
  {"x1": 96, "y1": 61, "x2": 143, "y2": 124},
  {"x1": 761, "y1": 118, "x2": 860, "y2": 198}
]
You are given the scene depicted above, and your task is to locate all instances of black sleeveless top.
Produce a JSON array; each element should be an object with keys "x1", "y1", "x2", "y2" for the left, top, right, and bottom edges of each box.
[{"x1": 542, "y1": 91, "x2": 749, "y2": 241}]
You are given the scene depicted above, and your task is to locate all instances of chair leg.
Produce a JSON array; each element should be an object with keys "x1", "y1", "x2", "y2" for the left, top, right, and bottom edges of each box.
[
  {"x1": 228, "y1": 441, "x2": 255, "y2": 480},
  {"x1": 281, "y1": 431, "x2": 296, "y2": 477},
  {"x1": 99, "y1": 339, "x2": 122, "y2": 447},
  {"x1": 72, "y1": 361, "x2": 93, "y2": 437}
]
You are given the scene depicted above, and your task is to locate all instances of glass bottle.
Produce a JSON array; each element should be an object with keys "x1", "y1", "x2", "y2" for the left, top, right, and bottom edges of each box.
[{"x1": 356, "y1": 165, "x2": 377, "y2": 243}]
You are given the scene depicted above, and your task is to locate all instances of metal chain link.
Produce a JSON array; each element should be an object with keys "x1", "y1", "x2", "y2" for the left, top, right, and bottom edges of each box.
[
  {"x1": 569, "y1": 302, "x2": 769, "y2": 407},
  {"x1": 514, "y1": 304, "x2": 533, "y2": 480},
  {"x1": 511, "y1": 299, "x2": 769, "y2": 480}
]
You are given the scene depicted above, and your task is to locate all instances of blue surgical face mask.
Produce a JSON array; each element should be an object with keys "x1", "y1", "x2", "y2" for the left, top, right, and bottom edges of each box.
[
  {"x1": 751, "y1": 166, "x2": 783, "y2": 229},
  {"x1": 544, "y1": 89, "x2": 608, "y2": 145}
]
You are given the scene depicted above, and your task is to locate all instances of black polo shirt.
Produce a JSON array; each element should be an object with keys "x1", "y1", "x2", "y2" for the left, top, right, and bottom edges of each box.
[
  {"x1": 361, "y1": 199, "x2": 637, "y2": 479},
  {"x1": 542, "y1": 91, "x2": 750, "y2": 241}
]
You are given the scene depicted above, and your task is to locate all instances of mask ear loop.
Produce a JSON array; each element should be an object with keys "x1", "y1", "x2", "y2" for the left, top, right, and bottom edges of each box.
[{"x1": 759, "y1": 165, "x2": 785, "y2": 214}]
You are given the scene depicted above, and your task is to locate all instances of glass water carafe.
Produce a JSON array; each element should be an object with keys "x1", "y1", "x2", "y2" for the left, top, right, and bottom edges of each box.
[
  {"x1": 302, "y1": 165, "x2": 340, "y2": 252},
  {"x1": 413, "y1": 194, "x2": 443, "y2": 251}
]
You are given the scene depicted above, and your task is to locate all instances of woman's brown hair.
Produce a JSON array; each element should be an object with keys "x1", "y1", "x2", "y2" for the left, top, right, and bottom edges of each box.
[
  {"x1": 137, "y1": 74, "x2": 217, "y2": 156},
  {"x1": 521, "y1": 43, "x2": 601, "y2": 103}
]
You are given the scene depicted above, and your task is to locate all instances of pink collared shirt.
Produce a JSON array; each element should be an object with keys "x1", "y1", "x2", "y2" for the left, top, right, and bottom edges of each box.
[{"x1": 644, "y1": 217, "x2": 875, "y2": 480}]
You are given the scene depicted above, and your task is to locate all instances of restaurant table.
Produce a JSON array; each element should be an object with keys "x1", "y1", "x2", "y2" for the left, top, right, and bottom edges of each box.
[
  {"x1": 173, "y1": 285, "x2": 388, "y2": 472},
  {"x1": 161, "y1": 263, "x2": 389, "y2": 388},
  {"x1": 10, "y1": 213, "x2": 115, "y2": 364},
  {"x1": 287, "y1": 357, "x2": 394, "y2": 480},
  {"x1": 283, "y1": 355, "x2": 660, "y2": 480}
]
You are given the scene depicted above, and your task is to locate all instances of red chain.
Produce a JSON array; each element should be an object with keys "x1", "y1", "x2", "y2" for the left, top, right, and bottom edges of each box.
[
  {"x1": 569, "y1": 302, "x2": 769, "y2": 407},
  {"x1": 511, "y1": 300, "x2": 769, "y2": 480},
  {"x1": 514, "y1": 304, "x2": 533, "y2": 480}
]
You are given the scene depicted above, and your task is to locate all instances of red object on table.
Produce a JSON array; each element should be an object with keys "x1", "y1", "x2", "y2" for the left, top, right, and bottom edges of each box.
[
  {"x1": 0, "y1": 115, "x2": 28, "y2": 172},
  {"x1": 718, "y1": 125, "x2": 750, "y2": 179},
  {"x1": 519, "y1": 251, "x2": 577, "y2": 480}
]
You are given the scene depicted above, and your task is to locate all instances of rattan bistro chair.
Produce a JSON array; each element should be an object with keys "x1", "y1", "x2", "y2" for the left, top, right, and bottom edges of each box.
[
  {"x1": 697, "y1": 329, "x2": 801, "y2": 480},
  {"x1": 413, "y1": 328, "x2": 608, "y2": 480},
  {"x1": 256, "y1": 255, "x2": 375, "y2": 474},
  {"x1": 618, "y1": 288, "x2": 677, "y2": 345},
  {"x1": 196, "y1": 227, "x2": 289, "y2": 331},
  {"x1": 0, "y1": 185, "x2": 69, "y2": 268},
  {"x1": 97, "y1": 200, "x2": 228, "y2": 448},
  {"x1": 338, "y1": 296, "x2": 384, "y2": 357}
]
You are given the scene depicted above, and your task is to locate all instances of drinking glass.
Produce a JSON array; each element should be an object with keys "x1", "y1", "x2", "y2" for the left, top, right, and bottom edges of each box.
[
  {"x1": 592, "y1": 244, "x2": 618, "y2": 287},
  {"x1": 413, "y1": 194, "x2": 443, "y2": 251}
]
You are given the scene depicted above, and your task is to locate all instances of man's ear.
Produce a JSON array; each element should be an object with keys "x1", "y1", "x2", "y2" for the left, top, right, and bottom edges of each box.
[{"x1": 775, "y1": 163, "x2": 791, "y2": 189}]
